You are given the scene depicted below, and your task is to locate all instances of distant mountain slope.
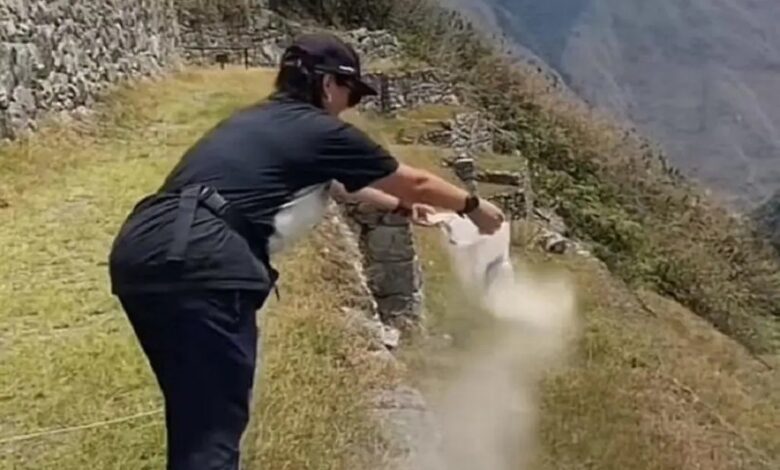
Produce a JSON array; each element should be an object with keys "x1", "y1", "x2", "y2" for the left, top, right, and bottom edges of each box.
[
  {"x1": 755, "y1": 190, "x2": 780, "y2": 252},
  {"x1": 445, "y1": 0, "x2": 780, "y2": 209}
]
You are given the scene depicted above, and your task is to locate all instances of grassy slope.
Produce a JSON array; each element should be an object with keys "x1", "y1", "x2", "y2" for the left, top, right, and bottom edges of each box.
[
  {"x1": 358, "y1": 106, "x2": 780, "y2": 469},
  {"x1": 1, "y1": 64, "x2": 778, "y2": 470},
  {"x1": 0, "y1": 68, "x2": 394, "y2": 470}
]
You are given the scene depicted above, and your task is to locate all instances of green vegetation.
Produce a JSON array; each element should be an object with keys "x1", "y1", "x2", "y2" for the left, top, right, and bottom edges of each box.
[
  {"x1": 273, "y1": 0, "x2": 780, "y2": 353},
  {"x1": 3, "y1": 3, "x2": 780, "y2": 466},
  {"x1": 0, "y1": 68, "x2": 394, "y2": 469},
  {"x1": 351, "y1": 104, "x2": 780, "y2": 469},
  {"x1": 2, "y1": 60, "x2": 778, "y2": 469}
]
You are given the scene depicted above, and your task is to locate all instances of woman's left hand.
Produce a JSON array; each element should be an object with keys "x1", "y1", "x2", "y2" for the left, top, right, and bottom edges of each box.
[{"x1": 409, "y1": 204, "x2": 437, "y2": 227}]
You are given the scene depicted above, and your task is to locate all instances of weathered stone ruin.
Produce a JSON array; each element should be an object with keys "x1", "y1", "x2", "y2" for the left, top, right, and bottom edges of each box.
[
  {"x1": 342, "y1": 204, "x2": 424, "y2": 330},
  {"x1": 0, "y1": 0, "x2": 179, "y2": 140},
  {"x1": 360, "y1": 69, "x2": 460, "y2": 114}
]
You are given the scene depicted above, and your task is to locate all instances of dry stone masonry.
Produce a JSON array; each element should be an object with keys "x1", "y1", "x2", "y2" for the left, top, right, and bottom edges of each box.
[
  {"x1": 179, "y1": 4, "x2": 401, "y2": 69},
  {"x1": 0, "y1": 4, "x2": 583, "y2": 462},
  {"x1": 400, "y1": 112, "x2": 494, "y2": 156},
  {"x1": 450, "y1": 112, "x2": 493, "y2": 155},
  {"x1": 361, "y1": 69, "x2": 459, "y2": 114},
  {"x1": 342, "y1": 28, "x2": 401, "y2": 61},
  {"x1": 343, "y1": 204, "x2": 424, "y2": 329},
  {"x1": 361, "y1": 65, "x2": 582, "y2": 255},
  {"x1": 357, "y1": 57, "x2": 581, "y2": 258},
  {"x1": 178, "y1": 5, "x2": 292, "y2": 67},
  {"x1": 328, "y1": 205, "x2": 402, "y2": 350},
  {"x1": 0, "y1": 0, "x2": 179, "y2": 139}
]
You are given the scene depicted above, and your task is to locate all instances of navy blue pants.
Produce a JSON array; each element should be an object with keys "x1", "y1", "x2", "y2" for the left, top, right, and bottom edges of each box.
[{"x1": 119, "y1": 290, "x2": 268, "y2": 470}]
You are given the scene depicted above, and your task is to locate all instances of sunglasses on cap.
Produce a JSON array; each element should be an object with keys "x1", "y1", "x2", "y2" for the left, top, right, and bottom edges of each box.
[{"x1": 284, "y1": 56, "x2": 367, "y2": 108}]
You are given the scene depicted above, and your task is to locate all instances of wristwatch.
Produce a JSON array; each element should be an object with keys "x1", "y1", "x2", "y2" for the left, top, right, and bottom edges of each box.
[{"x1": 457, "y1": 195, "x2": 480, "y2": 217}]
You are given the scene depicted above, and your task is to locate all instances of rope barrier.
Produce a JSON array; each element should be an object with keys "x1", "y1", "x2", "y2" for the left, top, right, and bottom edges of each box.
[{"x1": 0, "y1": 408, "x2": 163, "y2": 445}]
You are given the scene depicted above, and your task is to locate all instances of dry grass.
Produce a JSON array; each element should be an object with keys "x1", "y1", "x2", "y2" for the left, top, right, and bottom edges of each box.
[
  {"x1": 357, "y1": 0, "x2": 780, "y2": 355},
  {"x1": 411, "y1": 219, "x2": 780, "y2": 470},
  {"x1": 349, "y1": 103, "x2": 780, "y2": 469},
  {"x1": 532, "y1": 252, "x2": 780, "y2": 470},
  {"x1": 0, "y1": 67, "x2": 394, "y2": 469},
  {"x1": 2, "y1": 58, "x2": 778, "y2": 470},
  {"x1": 246, "y1": 217, "x2": 398, "y2": 470}
]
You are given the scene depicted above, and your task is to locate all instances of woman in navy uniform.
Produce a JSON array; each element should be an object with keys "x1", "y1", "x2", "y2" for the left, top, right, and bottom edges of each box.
[{"x1": 109, "y1": 33, "x2": 504, "y2": 470}]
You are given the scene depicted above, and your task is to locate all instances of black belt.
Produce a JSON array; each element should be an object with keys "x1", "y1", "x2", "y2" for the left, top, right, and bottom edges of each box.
[
  {"x1": 165, "y1": 185, "x2": 279, "y2": 298},
  {"x1": 167, "y1": 186, "x2": 224, "y2": 262},
  {"x1": 166, "y1": 185, "x2": 270, "y2": 268}
]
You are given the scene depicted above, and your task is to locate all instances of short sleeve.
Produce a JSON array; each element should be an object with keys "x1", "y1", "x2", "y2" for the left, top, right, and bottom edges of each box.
[{"x1": 311, "y1": 119, "x2": 399, "y2": 193}]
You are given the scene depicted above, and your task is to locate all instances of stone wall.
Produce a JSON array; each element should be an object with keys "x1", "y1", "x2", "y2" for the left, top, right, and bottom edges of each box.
[
  {"x1": 0, "y1": 0, "x2": 180, "y2": 139},
  {"x1": 343, "y1": 204, "x2": 424, "y2": 329},
  {"x1": 409, "y1": 112, "x2": 494, "y2": 155},
  {"x1": 358, "y1": 65, "x2": 585, "y2": 257},
  {"x1": 344, "y1": 28, "x2": 401, "y2": 61},
  {"x1": 450, "y1": 112, "x2": 493, "y2": 155},
  {"x1": 178, "y1": 4, "x2": 291, "y2": 67},
  {"x1": 360, "y1": 69, "x2": 459, "y2": 114},
  {"x1": 179, "y1": 3, "x2": 401, "y2": 69}
]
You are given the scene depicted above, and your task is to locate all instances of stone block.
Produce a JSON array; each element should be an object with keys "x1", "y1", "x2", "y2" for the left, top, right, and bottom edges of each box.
[
  {"x1": 346, "y1": 205, "x2": 384, "y2": 226},
  {"x1": 381, "y1": 212, "x2": 411, "y2": 227},
  {"x1": 6, "y1": 100, "x2": 29, "y2": 135},
  {"x1": 364, "y1": 226, "x2": 415, "y2": 262},
  {"x1": 367, "y1": 260, "x2": 423, "y2": 297},
  {"x1": 477, "y1": 170, "x2": 522, "y2": 186},
  {"x1": 420, "y1": 127, "x2": 452, "y2": 147},
  {"x1": 12, "y1": 85, "x2": 35, "y2": 112},
  {"x1": 452, "y1": 157, "x2": 476, "y2": 183},
  {"x1": 376, "y1": 292, "x2": 424, "y2": 320},
  {"x1": 539, "y1": 229, "x2": 569, "y2": 254},
  {"x1": 488, "y1": 190, "x2": 529, "y2": 220}
]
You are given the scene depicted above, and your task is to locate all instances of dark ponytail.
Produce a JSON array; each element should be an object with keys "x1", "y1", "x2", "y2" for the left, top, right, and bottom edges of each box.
[{"x1": 273, "y1": 55, "x2": 325, "y2": 108}]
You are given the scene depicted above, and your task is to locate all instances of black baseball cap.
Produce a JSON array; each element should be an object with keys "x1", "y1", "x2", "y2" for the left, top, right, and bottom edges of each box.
[{"x1": 280, "y1": 33, "x2": 378, "y2": 100}]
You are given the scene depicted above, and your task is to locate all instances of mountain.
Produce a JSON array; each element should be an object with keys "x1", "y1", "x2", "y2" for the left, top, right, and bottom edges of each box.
[
  {"x1": 755, "y1": 190, "x2": 780, "y2": 252},
  {"x1": 444, "y1": 0, "x2": 780, "y2": 209}
]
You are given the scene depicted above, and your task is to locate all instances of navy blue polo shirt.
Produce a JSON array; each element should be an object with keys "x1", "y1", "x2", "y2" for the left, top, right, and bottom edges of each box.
[{"x1": 108, "y1": 93, "x2": 399, "y2": 294}]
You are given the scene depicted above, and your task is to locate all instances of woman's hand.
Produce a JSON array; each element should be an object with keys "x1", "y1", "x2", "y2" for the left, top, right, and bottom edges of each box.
[
  {"x1": 409, "y1": 203, "x2": 437, "y2": 227},
  {"x1": 330, "y1": 182, "x2": 438, "y2": 227},
  {"x1": 466, "y1": 198, "x2": 504, "y2": 234}
]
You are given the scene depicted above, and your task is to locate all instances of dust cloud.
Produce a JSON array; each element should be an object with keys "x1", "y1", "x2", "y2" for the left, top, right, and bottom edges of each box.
[{"x1": 415, "y1": 216, "x2": 580, "y2": 470}]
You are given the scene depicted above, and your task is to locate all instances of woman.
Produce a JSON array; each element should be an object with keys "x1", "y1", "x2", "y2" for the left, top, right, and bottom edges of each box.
[{"x1": 109, "y1": 33, "x2": 504, "y2": 470}]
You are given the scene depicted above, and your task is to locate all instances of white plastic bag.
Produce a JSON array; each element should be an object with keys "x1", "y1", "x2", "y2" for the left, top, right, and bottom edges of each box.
[{"x1": 429, "y1": 213, "x2": 515, "y2": 301}]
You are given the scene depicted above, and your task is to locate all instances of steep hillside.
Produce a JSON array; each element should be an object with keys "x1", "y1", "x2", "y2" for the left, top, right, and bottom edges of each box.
[
  {"x1": 445, "y1": 0, "x2": 780, "y2": 209},
  {"x1": 1, "y1": 1, "x2": 779, "y2": 468},
  {"x1": 2, "y1": 65, "x2": 777, "y2": 470},
  {"x1": 356, "y1": 106, "x2": 780, "y2": 469},
  {"x1": 755, "y1": 190, "x2": 780, "y2": 252},
  {"x1": 276, "y1": 0, "x2": 780, "y2": 353}
]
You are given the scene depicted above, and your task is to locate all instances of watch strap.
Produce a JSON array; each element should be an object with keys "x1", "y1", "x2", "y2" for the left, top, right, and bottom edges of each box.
[{"x1": 457, "y1": 195, "x2": 480, "y2": 217}]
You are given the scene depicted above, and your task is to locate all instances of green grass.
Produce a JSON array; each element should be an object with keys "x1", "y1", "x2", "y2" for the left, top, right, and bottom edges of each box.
[
  {"x1": 347, "y1": 102, "x2": 780, "y2": 469},
  {"x1": 408, "y1": 221, "x2": 780, "y2": 470},
  {"x1": 3, "y1": 59, "x2": 779, "y2": 470},
  {"x1": 357, "y1": 0, "x2": 780, "y2": 355},
  {"x1": 0, "y1": 67, "x2": 394, "y2": 469},
  {"x1": 247, "y1": 218, "x2": 399, "y2": 470}
]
